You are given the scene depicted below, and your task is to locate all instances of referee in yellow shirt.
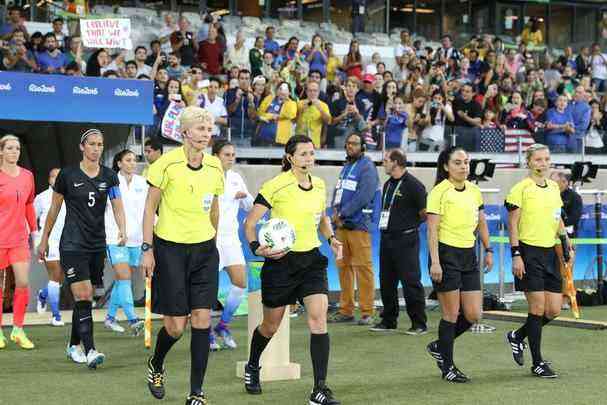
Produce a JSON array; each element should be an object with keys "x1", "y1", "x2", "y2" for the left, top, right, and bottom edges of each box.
[
  {"x1": 505, "y1": 144, "x2": 571, "y2": 379},
  {"x1": 243, "y1": 135, "x2": 342, "y2": 405},
  {"x1": 425, "y1": 147, "x2": 493, "y2": 383},
  {"x1": 142, "y1": 106, "x2": 224, "y2": 405}
]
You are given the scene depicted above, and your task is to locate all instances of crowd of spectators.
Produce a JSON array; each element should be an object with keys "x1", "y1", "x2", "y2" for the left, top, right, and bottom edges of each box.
[{"x1": 2, "y1": 5, "x2": 607, "y2": 153}]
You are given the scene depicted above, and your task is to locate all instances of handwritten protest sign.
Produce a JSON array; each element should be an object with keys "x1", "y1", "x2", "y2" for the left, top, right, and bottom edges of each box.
[
  {"x1": 81, "y1": 18, "x2": 132, "y2": 49},
  {"x1": 161, "y1": 101, "x2": 185, "y2": 143}
]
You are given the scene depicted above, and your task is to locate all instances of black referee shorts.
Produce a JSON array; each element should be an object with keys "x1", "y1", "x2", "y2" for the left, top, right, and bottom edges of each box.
[
  {"x1": 515, "y1": 242, "x2": 562, "y2": 294},
  {"x1": 60, "y1": 251, "x2": 105, "y2": 285},
  {"x1": 152, "y1": 235, "x2": 219, "y2": 316},
  {"x1": 430, "y1": 243, "x2": 480, "y2": 293},
  {"x1": 261, "y1": 248, "x2": 328, "y2": 308}
]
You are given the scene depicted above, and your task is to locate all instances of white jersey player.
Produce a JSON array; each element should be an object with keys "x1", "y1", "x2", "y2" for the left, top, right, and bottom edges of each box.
[
  {"x1": 34, "y1": 168, "x2": 66, "y2": 326},
  {"x1": 211, "y1": 139, "x2": 253, "y2": 350}
]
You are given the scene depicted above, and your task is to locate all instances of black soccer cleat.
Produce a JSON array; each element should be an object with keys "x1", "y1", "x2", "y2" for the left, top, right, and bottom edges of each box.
[
  {"x1": 506, "y1": 330, "x2": 526, "y2": 367},
  {"x1": 426, "y1": 340, "x2": 443, "y2": 371},
  {"x1": 532, "y1": 362, "x2": 558, "y2": 378},
  {"x1": 185, "y1": 392, "x2": 208, "y2": 405},
  {"x1": 147, "y1": 357, "x2": 166, "y2": 400},
  {"x1": 442, "y1": 365, "x2": 470, "y2": 383},
  {"x1": 244, "y1": 363, "x2": 262, "y2": 395},
  {"x1": 309, "y1": 384, "x2": 340, "y2": 405}
]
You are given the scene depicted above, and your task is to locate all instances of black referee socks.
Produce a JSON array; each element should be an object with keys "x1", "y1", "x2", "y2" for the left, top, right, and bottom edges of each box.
[
  {"x1": 74, "y1": 301, "x2": 94, "y2": 354},
  {"x1": 311, "y1": 333, "x2": 330, "y2": 389},
  {"x1": 190, "y1": 327, "x2": 210, "y2": 396},
  {"x1": 438, "y1": 319, "x2": 456, "y2": 370},
  {"x1": 515, "y1": 315, "x2": 554, "y2": 341},
  {"x1": 526, "y1": 314, "x2": 544, "y2": 366},
  {"x1": 152, "y1": 327, "x2": 181, "y2": 371},
  {"x1": 454, "y1": 313, "x2": 472, "y2": 339},
  {"x1": 248, "y1": 327, "x2": 272, "y2": 368}
]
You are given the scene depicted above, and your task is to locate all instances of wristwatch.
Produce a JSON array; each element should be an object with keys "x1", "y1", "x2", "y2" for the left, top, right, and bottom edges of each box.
[{"x1": 141, "y1": 242, "x2": 153, "y2": 252}]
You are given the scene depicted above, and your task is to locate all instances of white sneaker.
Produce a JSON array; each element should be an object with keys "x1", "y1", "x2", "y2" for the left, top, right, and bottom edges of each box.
[
  {"x1": 104, "y1": 318, "x2": 125, "y2": 333},
  {"x1": 51, "y1": 317, "x2": 65, "y2": 327},
  {"x1": 36, "y1": 290, "x2": 47, "y2": 314},
  {"x1": 129, "y1": 320, "x2": 144, "y2": 336},
  {"x1": 66, "y1": 345, "x2": 87, "y2": 364},
  {"x1": 86, "y1": 349, "x2": 105, "y2": 369}
]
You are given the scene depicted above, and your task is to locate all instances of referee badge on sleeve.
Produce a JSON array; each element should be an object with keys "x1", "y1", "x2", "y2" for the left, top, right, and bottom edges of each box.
[{"x1": 202, "y1": 194, "x2": 213, "y2": 212}]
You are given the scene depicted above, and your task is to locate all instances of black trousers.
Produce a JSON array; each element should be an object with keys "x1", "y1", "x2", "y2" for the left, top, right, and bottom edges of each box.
[{"x1": 379, "y1": 231, "x2": 427, "y2": 328}]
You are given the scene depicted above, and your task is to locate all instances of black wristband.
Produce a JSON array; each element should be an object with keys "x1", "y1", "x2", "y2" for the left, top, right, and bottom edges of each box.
[
  {"x1": 511, "y1": 246, "x2": 521, "y2": 257},
  {"x1": 249, "y1": 241, "x2": 260, "y2": 254},
  {"x1": 485, "y1": 247, "x2": 494, "y2": 253}
]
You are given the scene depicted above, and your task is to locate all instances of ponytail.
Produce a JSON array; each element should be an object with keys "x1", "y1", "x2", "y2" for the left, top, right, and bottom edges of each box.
[
  {"x1": 282, "y1": 134, "x2": 313, "y2": 172},
  {"x1": 435, "y1": 146, "x2": 466, "y2": 185}
]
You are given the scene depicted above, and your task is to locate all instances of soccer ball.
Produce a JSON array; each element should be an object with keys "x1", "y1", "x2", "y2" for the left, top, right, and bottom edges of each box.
[{"x1": 258, "y1": 218, "x2": 296, "y2": 254}]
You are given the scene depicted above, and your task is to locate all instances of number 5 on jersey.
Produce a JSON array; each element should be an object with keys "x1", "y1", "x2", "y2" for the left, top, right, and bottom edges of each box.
[{"x1": 88, "y1": 191, "x2": 96, "y2": 207}]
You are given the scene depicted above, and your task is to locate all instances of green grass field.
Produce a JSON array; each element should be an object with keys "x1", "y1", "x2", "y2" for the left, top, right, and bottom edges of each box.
[{"x1": 2, "y1": 308, "x2": 606, "y2": 405}]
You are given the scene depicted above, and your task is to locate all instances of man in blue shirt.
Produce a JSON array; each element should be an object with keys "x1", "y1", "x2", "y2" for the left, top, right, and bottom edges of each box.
[
  {"x1": 566, "y1": 86, "x2": 591, "y2": 153},
  {"x1": 263, "y1": 26, "x2": 280, "y2": 56},
  {"x1": 36, "y1": 33, "x2": 67, "y2": 74},
  {"x1": 330, "y1": 133, "x2": 379, "y2": 325},
  {"x1": 0, "y1": 6, "x2": 27, "y2": 41},
  {"x1": 225, "y1": 69, "x2": 256, "y2": 146}
]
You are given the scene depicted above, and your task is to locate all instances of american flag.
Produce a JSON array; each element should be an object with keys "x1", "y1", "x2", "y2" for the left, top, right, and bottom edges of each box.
[
  {"x1": 504, "y1": 128, "x2": 535, "y2": 153},
  {"x1": 479, "y1": 128, "x2": 504, "y2": 152}
]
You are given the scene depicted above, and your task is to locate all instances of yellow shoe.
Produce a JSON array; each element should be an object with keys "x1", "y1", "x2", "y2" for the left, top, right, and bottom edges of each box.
[
  {"x1": 0, "y1": 334, "x2": 6, "y2": 349},
  {"x1": 10, "y1": 328, "x2": 35, "y2": 350}
]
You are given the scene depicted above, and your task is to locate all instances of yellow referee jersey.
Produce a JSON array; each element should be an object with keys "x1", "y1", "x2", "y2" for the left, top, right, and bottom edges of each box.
[
  {"x1": 506, "y1": 178, "x2": 562, "y2": 248},
  {"x1": 258, "y1": 170, "x2": 326, "y2": 252},
  {"x1": 147, "y1": 146, "x2": 224, "y2": 244},
  {"x1": 427, "y1": 180, "x2": 484, "y2": 249}
]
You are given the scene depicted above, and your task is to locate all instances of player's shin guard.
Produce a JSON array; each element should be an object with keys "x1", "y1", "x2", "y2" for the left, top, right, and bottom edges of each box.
[
  {"x1": 47, "y1": 281, "x2": 61, "y2": 319},
  {"x1": 219, "y1": 286, "x2": 245, "y2": 325},
  {"x1": 190, "y1": 327, "x2": 210, "y2": 395},
  {"x1": 310, "y1": 333, "x2": 330, "y2": 389},
  {"x1": 70, "y1": 308, "x2": 80, "y2": 346},
  {"x1": 12, "y1": 287, "x2": 30, "y2": 328},
  {"x1": 75, "y1": 301, "x2": 95, "y2": 354},
  {"x1": 106, "y1": 282, "x2": 120, "y2": 320},
  {"x1": 118, "y1": 280, "x2": 137, "y2": 322}
]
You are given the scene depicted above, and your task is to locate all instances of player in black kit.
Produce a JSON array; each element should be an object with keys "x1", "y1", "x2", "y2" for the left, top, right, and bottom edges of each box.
[{"x1": 38, "y1": 129, "x2": 127, "y2": 369}]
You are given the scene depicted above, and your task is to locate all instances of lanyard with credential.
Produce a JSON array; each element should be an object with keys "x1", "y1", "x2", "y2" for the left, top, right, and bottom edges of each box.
[
  {"x1": 340, "y1": 161, "x2": 358, "y2": 181},
  {"x1": 383, "y1": 179, "x2": 403, "y2": 211}
]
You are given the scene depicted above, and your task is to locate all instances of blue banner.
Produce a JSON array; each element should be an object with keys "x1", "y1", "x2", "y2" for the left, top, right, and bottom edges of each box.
[
  {"x1": 0, "y1": 72, "x2": 153, "y2": 125},
  {"x1": 217, "y1": 204, "x2": 607, "y2": 294}
]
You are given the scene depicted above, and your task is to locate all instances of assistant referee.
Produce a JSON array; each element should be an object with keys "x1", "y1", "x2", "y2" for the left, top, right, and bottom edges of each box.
[
  {"x1": 505, "y1": 144, "x2": 571, "y2": 379},
  {"x1": 243, "y1": 135, "x2": 342, "y2": 405},
  {"x1": 142, "y1": 106, "x2": 224, "y2": 405},
  {"x1": 425, "y1": 147, "x2": 493, "y2": 383}
]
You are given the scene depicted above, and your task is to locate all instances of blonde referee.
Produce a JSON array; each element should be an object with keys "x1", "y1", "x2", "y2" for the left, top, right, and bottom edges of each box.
[{"x1": 142, "y1": 106, "x2": 224, "y2": 405}]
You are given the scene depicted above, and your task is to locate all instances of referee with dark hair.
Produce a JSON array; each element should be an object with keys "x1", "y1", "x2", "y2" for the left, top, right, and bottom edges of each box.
[
  {"x1": 370, "y1": 149, "x2": 428, "y2": 334},
  {"x1": 142, "y1": 106, "x2": 224, "y2": 405}
]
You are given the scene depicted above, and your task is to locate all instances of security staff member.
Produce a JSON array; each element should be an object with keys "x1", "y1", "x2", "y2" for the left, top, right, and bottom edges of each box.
[
  {"x1": 330, "y1": 133, "x2": 379, "y2": 325},
  {"x1": 371, "y1": 149, "x2": 428, "y2": 334},
  {"x1": 551, "y1": 171, "x2": 582, "y2": 238}
]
